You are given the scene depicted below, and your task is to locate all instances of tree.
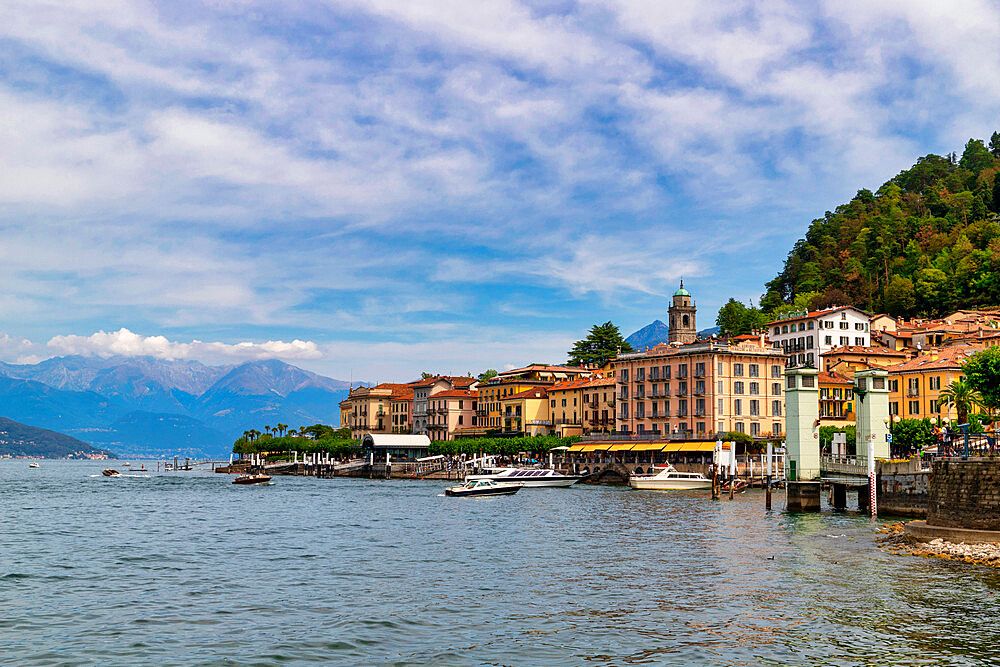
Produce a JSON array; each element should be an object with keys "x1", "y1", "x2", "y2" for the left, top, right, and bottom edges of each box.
[
  {"x1": 938, "y1": 378, "x2": 982, "y2": 424},
  {"x1": 716, "y1": 299, "x2": 766, "y2": 337},
  {"x1": 276, "y1": 423, "x2": 288, "y2": 437},
  {"x1": 993, "y1": 173, "x2": 1000, "y2": 214},
  {"x1": 990, "y1": 131, "x2": 1000, "y2": 159},
  {"x1": 959, "y1": 138, "x2": 994, "y2": 174},
  {"x1": 962, "y1": 347, "x2": 1000, "y2": 413},
  {"x1": 883, "y1": 275, "x2": 916, "y2": 316},
  {"x1": 420, "y1": 372, "x2": 434, "y2": 379},
  {"x1": 892, "y1": 419, "x2": 936, "y2": 455},
  {"x1": 568, "y1": 322, "x2": 633, "y2": 366},
  {"x1": 478, "y1": 369, "x2": 498, "y2": 381}
]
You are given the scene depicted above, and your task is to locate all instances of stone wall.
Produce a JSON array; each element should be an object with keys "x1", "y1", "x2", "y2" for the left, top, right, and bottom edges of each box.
[
  {"x1": 879, "y1": 472, "x2": 929, "y2": 518},
  {"x1": 928, "y1": 458, "x2": 1000, "y2": 530}
]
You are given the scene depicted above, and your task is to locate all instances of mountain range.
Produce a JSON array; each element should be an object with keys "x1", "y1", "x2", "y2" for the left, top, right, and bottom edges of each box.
[
  {"x1": 0, "y1": 356, "x2": 352, "y2": 458},
  {"x1": 0, "y1": 416, "x2": 115, "y2": 459}
]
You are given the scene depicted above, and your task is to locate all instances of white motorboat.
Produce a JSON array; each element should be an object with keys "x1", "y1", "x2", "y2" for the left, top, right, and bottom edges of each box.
[
  {"x1": 29, "y1": 462, "x2": 40, "y2": 468},
  {"x1": 629, "y1": 465, "x2": 711, "y2": 490},
  {"x1": 445, "y1": 479, "x2": 521, "y2": 497},
  {"x1": 465, "y1": 467, "x2": 584, "y2": 488}
]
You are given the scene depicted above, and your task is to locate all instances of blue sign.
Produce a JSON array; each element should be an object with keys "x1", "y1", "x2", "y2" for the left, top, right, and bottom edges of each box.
[{"x1": 886, "y1": 433, "x2": 893, "y2": 443}]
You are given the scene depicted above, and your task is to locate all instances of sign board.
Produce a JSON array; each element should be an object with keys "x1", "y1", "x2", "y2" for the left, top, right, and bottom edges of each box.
[{"x1": 886, "y1": 433, "x2": 893, "y2": 443}]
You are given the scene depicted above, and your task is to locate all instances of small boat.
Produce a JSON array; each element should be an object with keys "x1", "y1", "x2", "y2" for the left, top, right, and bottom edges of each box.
[
  {"x1": 629, "y1": 465, "x2": 711, "y2": 490},
  {"x1": 29, "y1": 462, "x2": 40, "y2": 468},
  {"x1": 465, "y1": 467, "x2": 584, "y2": 487},
  {"x1": 444, "y1": 479, "x2": 521, "y2": 497},
  {"x1": 232, "y1": 473, "x2": 271, "y2": 485},
  {"x1": 721, "y1": 478, "x2": 749, "y2": 493},
  {"x1": 102, "y1": 469, "x2": 121, "y2": 477}
]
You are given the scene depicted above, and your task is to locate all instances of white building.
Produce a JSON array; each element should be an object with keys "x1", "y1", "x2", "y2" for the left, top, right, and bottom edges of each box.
[{"x1": 767, "y1": 306, "x2": 871, "y2": 368}]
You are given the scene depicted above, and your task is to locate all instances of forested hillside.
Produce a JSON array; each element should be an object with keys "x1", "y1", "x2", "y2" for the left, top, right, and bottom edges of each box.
[{"x1": 762, "y1": 133, "x2": 1000, "y2": 318}]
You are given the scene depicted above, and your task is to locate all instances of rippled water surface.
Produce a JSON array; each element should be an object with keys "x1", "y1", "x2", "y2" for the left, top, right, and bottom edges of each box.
[{"x1": 3, "y1": 461, "x2": 1000, "y2": 665}]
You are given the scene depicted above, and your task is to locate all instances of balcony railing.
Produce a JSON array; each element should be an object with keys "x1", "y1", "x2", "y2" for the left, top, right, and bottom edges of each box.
[
  {"x1": 649, "y1": 391, "x2": 669, "y2": 398},
  {"x1": 907, "y1": 389, "x2": 920, "y2": 397},
  {"x1": 650, "y1": 413, "x2": 670, "y2": 420},
  {"x1": 527, "y1": 420, "x2": 553, "y2": 426}
]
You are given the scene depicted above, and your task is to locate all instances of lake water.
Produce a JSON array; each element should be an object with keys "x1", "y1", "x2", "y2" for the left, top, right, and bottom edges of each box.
[{"x1": 2, "y1": 460, "x2": 999, "y2": 665}]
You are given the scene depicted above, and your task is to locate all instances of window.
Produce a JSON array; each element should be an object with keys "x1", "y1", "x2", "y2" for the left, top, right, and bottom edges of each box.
[
  {"x1": 787, "y1": 376, "x2": 796, "y2": 389},
  {"x1": 772, "y1": 423, "x2": 781, "y2": 435},
  {"x1": 679, "y1": 381, "x2": 688, "y2": 394},
  {"x1": 735, "y1": 422, "x2": 745, "y2": 433},
  {"x1": 718, "y1": 380, "x2": 724, "y2": 393},
  {"x1": 620, "y1": 368, "x2": 629, "y2": 381},
  {"x1": 772, "y1": 400, "x2": 782, "y2": 416},
  {"x1": 808, "y1": 321, "x2": 815, "y2": 329},
  {"x1": 856, "y1": 322, "x2": 865, "y2": 330},
  {"x1": 930, "y1": 399, "x2": 940, "y2": 413},
  {"x1": 734, "y1": 399, "x2": 742, "y2": 415},
  {"x1": 889, "y1": 402, "x2": 899, "y2": 416},
  {"x1": 840, "y1": 321, "x2": 849, "y2": 329},
  {"x1": 806, "y1": 338, "x2": 813, "y2": 349},
  {"x1": 678, "y1": 399, "x2": 688, "y2": 416},
  {"x1": 749, "y1": 364, "x2": 759, "y2": 377},
  {"x1": 889, "y1": 379, "x2": 898, "y2": 392},
  {"x1": 929, "y1": 376, "x2": 941, "y2": 390},
  {"x1": 750, "y1": 422, "x2": 760, "y2": 436},
  {"x1": 678, "y1": 364, "x2": 688, "y2": 378},
  {"x1": 718, "y1": 362, "x2": 724, "y2": 375},
  {"x1": 782, "y1": 325, "x2": 788, "y2": 334},
  {"x1": 840, "y1": 336, "x2": 849, "y2": 345},
  {"x1": 697, "y1": 422, "x2": 706, "y2": 433},
  {"x1": 774, "y1": 327, "x2": 780, "y2": 335},
  {"x1": 908, "y1": 400, "x2": 919, "y2": 414},
  {"x1": 772, "y1": 365, "x2": 781, "y2": 378},
  {"x1": 750, "y1": 400, "x2": 760, "y2": 416},
  {"x1": 718, "y1": 398, "x2": 724, "y2": 414},
  {"x1": 620, "y1": 404, "x2": 628, "y2": 418},
  {"x1": 561, "y1": 398, "x2": 567, "y2": 407},
  {"x1": 772, "y1": 382, "x2": 781, "y2": 395},
  {"x1": 734, "y1": 381, "x2": 744, "y2": 394},
  {"x1": 825, "y1": 321, "x2": 833, "y2": 329},
  {"x1": 825, "y1": 335, "x2": 832, "y2": 345},
  {"x1": 750, "y1": 382, "x2": 760, "y2": 395},
  {"x1": 636, "y1": 402, "x2": 645, "y2": 418},
  {"x1": 696, "y1": 398, "x2": 705, "y2": 415},
  {"x1": 695, "y1": 380, "x2": 705, "y2": 394},
  {"x1": 855, "y1": 337, "x2": 864, "y2": 346},
  {"x1": 663, "y1": 365, "x2": 671, "y2": 379},
  {"x1": 734, "y1": 363, "x2": 744, "y2": 377},
  {"x1": 458, "y1": 415, "x2": 463, "y2": 425},
  {"x1": 801, "y1": 375, "x2": 815, "y2": 388}
]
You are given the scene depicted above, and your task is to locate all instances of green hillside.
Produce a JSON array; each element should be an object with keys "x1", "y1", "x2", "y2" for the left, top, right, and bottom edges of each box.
[
  {"x1": 762, "y1": 133, "x2": 1000, "y2": 318},
  {"x1": 0, "y1": 416, "x2": 116, "y2": 458}
]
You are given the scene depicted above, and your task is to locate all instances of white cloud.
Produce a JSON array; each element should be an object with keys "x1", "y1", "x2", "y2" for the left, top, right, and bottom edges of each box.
[{"x1": 46, "y1": 328, "x2": 323, "y2": 361}]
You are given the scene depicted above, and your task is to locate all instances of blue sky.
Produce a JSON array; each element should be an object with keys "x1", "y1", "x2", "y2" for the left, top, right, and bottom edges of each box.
[{"x1": 1, "y1": 0, "x2": 999, "y2": 381}]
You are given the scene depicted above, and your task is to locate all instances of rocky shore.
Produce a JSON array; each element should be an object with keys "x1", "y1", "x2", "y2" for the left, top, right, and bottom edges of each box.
[{"x1": 877, "y1": 522, "x2": 1000, "y2": 568}]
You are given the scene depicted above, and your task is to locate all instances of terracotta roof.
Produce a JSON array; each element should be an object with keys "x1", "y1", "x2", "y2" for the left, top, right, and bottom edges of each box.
[
  {"x1": 886, "y1": 346, "x2": 983, "y2": 373},
  {"x1": 391, "y1": 390, "x2": 414, "y2": 401},
  {"x1": 822, "y1": 345, "x2": 908, "y2": 357},
  {"x1": 501, "y1": 388, "x2": 548, "y2": 401},
  {"x1": 498, "y1": 364, "x2": 589, "y2": 376},
  {"x1": 548, "y1": 379, "x2": 590, "y2": 392},
  {"x1": 767, "y1": 306, "x2": 868, "y2": 326},
  {"x1": 433, "y1": 389, "x2": 477, "y2": 398},
  {"x1": 818, "y1": 371, "x2": 852, "y2": 385},
  {"x1": 583, "y1": 376, "x2": 617, "y2": 388},
  {"x1": 411, "y1": 375, "x2": 478, "y2": 388}
]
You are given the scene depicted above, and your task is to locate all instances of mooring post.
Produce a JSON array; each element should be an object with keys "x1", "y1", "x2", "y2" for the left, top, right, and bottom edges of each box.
[
  {"x1": 765, "y1": 441, "x2": 772, "y2": 510},
  {"x1": 868, "y1": 435, "x2": 877, "y2": 518},
  {"x1": 729, "y1": 441, "x2": 736, "y2": 500}
]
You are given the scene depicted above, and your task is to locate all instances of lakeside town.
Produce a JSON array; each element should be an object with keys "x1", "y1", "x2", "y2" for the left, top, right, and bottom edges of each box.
[{"x1": 336, "y1": 283, "x2": 999, "y2": 452}]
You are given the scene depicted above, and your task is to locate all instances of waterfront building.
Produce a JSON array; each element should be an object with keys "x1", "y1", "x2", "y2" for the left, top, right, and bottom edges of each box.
[
  {"x1": 547, "y1": 379, "x2": 589, "y2": 437},
  {"x1": 425, "y1": 389, "x2": 478, "y2": 441},
  {"x1": 767, "y1": 306, "x2": 871, "y2": 368},
  {"x1": 340, "y1": 382, "x2": 420, "y2": 440},
  {"x1": 581, "y1": 376, "x2": 617, "y2": 433},
  {"x1": 668, "y1": 281, "x2": 697, "y2": 344},
  {"x1": 390, "y1": 390, "x2": 413, "y2": 434},
  {"x1": 821, "y1": 345, "x2": 910, "y2": 380},
  {"x1": 885, "y1": 344, "x2": 985, "y2": 421},
  {"x1": 817, "y1": 371, "x2": 854, "y2": 427},
  {"x1": 475, "y1": 364, "x2": 591, "y2": 434},
  {"x1": 499, "y1": 387, "x2": 551, "y2": 436},
  {"x1": 614, "y1": 337, "x2": 786, "y2": 439},
  {"x1": 411, "y1": 376, "x2": 478, "y2": 435}
]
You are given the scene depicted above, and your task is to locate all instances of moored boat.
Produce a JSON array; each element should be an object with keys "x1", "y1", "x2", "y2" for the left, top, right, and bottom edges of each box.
[
  {"x1": 444, "y1": 479, "x2": 521, "y2": 497},
  {"x1": 465, "y1": 467, "x2": 583, "y2": 488},
  {"x1": 629, "y1": 465, "x2": 711, "y2": 490},
  {"x1": 232, "y1": 473, "x2": 271, "y2": 485},
  {"x1": 102, "y1": 469, "x2": 121, "y2": 477}
]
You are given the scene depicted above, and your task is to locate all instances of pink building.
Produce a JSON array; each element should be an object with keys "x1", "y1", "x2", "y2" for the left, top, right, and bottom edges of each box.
[{"x1": 425, "y1": 389, "x2": 478, "y2": 441}]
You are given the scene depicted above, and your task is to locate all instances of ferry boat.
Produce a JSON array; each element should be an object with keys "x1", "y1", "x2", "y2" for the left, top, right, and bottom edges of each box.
[
  {"x1": 465, "y1": 467, "x2": 583, "y2": 488},
  {"x1": 628, "y1": 465, "x2": 711, "y2": 490},
  {"x1": 444, "y1": 479, "x2": 521, "y2": 497}
]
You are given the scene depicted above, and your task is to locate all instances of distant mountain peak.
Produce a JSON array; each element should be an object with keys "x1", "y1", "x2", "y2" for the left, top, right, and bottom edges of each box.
[{"x1": 626, "y1": 320, "x2": 670, "y2": 350}]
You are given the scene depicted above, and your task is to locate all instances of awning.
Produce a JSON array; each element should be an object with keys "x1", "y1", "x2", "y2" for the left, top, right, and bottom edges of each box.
[
  {"x1": 581, "y1": 444, "x2": 607, "y2": 452},
  {"x1": 608, "y1": 443, "x2": 635, "y2": 451},
  {"x1": 566, "y1": 444, "x2": 588, "y2": 452},
  {"x1": 631, "y1": 443, "x2": 667, "y2": 451},
  {"x1": 661, "y1": 443, "x2": 685, "y2": 452}
]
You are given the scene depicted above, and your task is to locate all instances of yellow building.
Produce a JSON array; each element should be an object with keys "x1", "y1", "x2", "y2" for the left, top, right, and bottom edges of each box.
[
  {"x1": 390, "y1": 390, "x2": 413, "y2": 434},
  {"x1": 500, "y1": 387, "x2": 552, "y2": 436},
  {"x1": 475, "y1": 364, "x2": 591, "y2": 434},
  {"x1": 547, "y1": 379, "x2": 588, "y2": 437},
  {"x1": 339, "y1": 382, "x2": 418, "y2": 440},
  {"x1": 886, "y1": 345, "x2": 984, "y2": 421}
]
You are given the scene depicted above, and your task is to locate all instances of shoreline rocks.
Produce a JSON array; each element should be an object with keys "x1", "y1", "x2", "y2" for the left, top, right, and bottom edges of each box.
[{"x1": 876, "y1": 522, "x2": 1000, "y2": 567}]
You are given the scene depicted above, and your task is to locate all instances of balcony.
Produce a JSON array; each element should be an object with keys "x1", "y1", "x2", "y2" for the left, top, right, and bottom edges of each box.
[
  {"x1": 527, "y1": 420, "x2": 553, "y2": 426},
  {"x1": 649, "y1": 391, "x2": 669, "y2": 398},
  {"x1": 650, "y1": 413, "x2": 671, "y2": 420},
  {"x1": 907, "y1": 389, "x2": 920, "y2": 397},
  {"x1": 693, "y1": 370, "x2": 705, "y2": 377},
  {"x1": 675, "y1": 389, "x2": 687, "y2": 396},
  {"x1": 694, "y1": 410, "x2": 706, "y2": 417},
  {"x1": 555, "y1": 419, "x2": 582, "y2": 426}
]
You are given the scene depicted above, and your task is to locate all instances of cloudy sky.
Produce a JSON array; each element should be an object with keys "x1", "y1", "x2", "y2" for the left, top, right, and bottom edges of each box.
[{"x1": 1, "y1": 0, "x2": 998, "y2": 380}]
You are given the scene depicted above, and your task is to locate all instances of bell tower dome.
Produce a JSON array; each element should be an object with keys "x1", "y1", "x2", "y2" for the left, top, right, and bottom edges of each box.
[{"x1": 668, "y1": 280, "x2": 697, "y2": 344}]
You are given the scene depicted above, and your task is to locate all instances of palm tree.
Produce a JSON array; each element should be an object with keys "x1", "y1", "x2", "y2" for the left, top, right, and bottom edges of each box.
[
  {"x1": 264, "y1": 425, "x2": 273, "y2": 438},
  {"x1": 938, "y1": 378, "x2": 982, "y2": 425},
  {"x1": 276, "y1": 423, "x2": 288, "y2": 437}
]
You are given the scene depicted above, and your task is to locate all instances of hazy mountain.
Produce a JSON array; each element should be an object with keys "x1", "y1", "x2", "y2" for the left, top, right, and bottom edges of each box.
[
  {"x1": 0, "y1": 416, "x2": 115, "y2": 459},
  {"x1": 626, "y1": 320, "x2": 670, "y2": 350},
  {"x1": 0, "y1": 356, "x2": 350, "y2": 458}
]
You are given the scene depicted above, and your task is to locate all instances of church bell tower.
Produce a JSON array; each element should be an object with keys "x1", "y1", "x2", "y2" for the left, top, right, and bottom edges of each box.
[{"x1": 668, "y1": 281, "x2": 697, "y2": 344}]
